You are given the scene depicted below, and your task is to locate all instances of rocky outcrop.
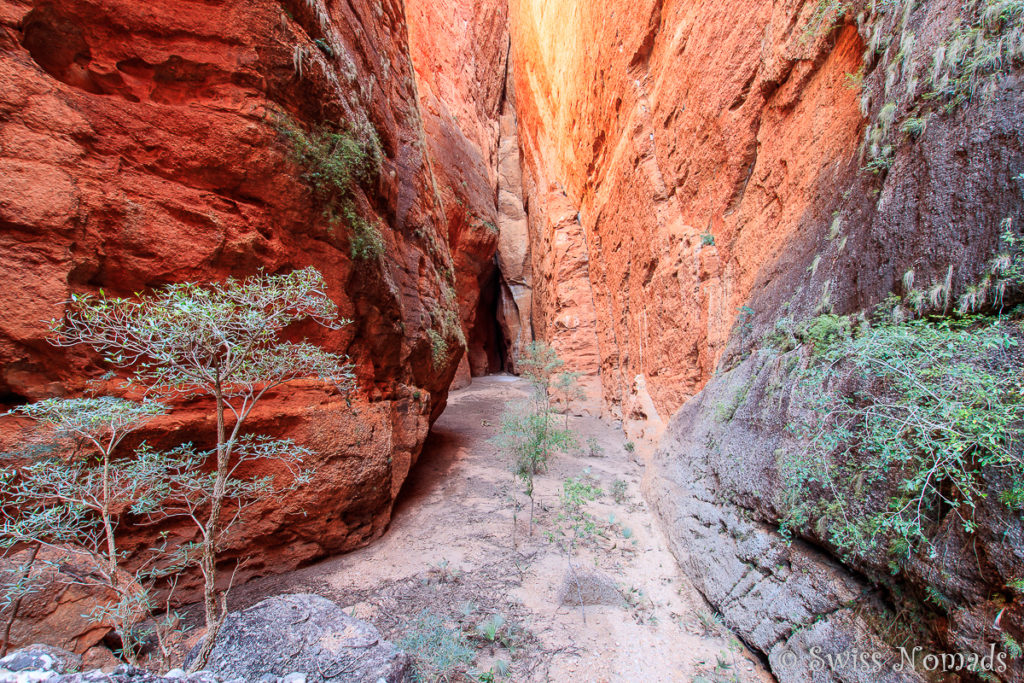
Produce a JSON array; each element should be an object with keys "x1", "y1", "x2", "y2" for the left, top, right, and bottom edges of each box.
[
  {"x1": 494, "y1": 89, "x2": 534, "y2": 372},
  {"x1": 647, "y1": 352, "x2": 928, "y2": 682},
  {"x1": 0, "y1": 594, "x2": 411, "y2": 683},
  {"x1": 508, "y1": 0, "x2": 1024, "y2": 679},
  {"x1": 199, "y1": 594, "x2": 410, "y2": 683},
  {"x1": 0, "y1": 0, "x2": 470, "y2": 635}
]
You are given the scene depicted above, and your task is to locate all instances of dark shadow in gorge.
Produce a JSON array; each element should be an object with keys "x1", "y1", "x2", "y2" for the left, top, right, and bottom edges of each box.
[
  {"x1": 466, "y1": 260, "x2": 508, "y2": 376},
  {"x1": 390, "y1": 423, "x2": 465, "y2": 524}
]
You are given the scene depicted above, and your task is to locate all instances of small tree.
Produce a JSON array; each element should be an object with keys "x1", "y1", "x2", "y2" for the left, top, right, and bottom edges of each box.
[
  {"x1": 0, "y1": 397, "x2": 173, "y2": 663},
  {"x1": 49, "y1": 267, "x2": 355, "y2": 669},
  {"x1": 547, "y1": 476, "x2": 602, "y2": 624},
  {"x1": 517, "y1": 341, "x2": 564, "y2": 409},
  {"x1": 552, "y1": 370, "x2": 585, "y2": 430},
  {"x1": 494, "y1": 407, "x2": 573, "y2": 539},
  {"x1": 493, "y1": 343, "x2": 574, "y2": 539}
]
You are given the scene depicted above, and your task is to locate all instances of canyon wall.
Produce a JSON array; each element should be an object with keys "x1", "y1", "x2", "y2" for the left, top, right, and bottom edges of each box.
[
  {"x1": 509, "y1": 0, "x2": 1024, "y2": 679},
  {"x1": 0, "y1": 0, "x2": 496, "y2": 648},
  {"x1": 406, "y1": 0, "x2": 506, "y2": 384}
]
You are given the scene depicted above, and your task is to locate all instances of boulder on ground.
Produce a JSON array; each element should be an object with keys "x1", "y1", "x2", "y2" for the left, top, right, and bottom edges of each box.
[
  {"x1": 0, "y1": 643, "x2": 82, "y2": 681},
  {"x1": 199, "y1": 593, "x2": 410, "y2": 683},
  {"x1": 557, "y1": 570, "x2": 623, "y2": 607}
]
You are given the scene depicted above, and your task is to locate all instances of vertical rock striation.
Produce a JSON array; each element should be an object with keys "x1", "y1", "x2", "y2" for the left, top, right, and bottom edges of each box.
[{"x1": 508, "y1": 0, "x2": 1024, "y2": 679}]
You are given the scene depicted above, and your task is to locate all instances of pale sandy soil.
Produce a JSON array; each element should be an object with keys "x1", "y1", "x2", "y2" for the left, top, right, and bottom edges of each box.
[{"x1": 233, "y1": 375, "x2": 774, "y2": 683}]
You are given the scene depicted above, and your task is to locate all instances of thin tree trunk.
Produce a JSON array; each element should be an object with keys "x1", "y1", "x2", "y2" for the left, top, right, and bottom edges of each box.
[
  {"x1": 1, "y1": 544, "x2": 39, "y2": 657},
  {"x1": 190, "y1": 383, "x2": 230, "y2": 672},
  {"x1": 529, "y1": 493, "x2": 534, "y2": 537}
]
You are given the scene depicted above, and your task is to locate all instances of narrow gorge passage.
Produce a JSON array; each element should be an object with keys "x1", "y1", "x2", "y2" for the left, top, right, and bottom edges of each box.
[{"x1": 233, "y1": 376, "x2": 771, "y2": 682}]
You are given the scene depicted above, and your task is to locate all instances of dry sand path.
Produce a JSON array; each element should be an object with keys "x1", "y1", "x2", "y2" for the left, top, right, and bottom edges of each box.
[{"x1": 235, "y1": 375, "x2": 773, "y2": 682}]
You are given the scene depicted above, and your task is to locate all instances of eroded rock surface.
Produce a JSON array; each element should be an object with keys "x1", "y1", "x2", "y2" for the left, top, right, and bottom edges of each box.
[
  {"x1": 0, "y1": 0, "x2": 472, "y2": 634},
  {"x1": 200, "y1": 594, "x2": 409, "y2": 683},
  {"x1": 508, "y1": 0, "x2": 1024, "y2": 679}
]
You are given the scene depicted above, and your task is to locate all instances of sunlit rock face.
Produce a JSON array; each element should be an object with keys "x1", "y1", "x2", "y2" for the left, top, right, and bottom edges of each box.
[
  {"x1": 508, "y1": 0, "x2": 868, "y2": 428},
  {"x1": 0, "y1": 0, "x2": 475, "y2": 611},
  {"x1": 508, "y1": 1, "x2": 1024, "y2": 677}
]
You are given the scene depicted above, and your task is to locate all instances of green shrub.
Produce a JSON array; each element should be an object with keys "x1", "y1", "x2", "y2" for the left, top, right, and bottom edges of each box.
[
  {"x1": 276, "y1": 116, "x2": 385, "y2": 260},
  {"x1": 347, "y1": 213, "x2": 385, "y2": 260},
  {"x1": 798, "y1": 313, "x2": 852, "y2": 352},
  {"x1": 611, "y1": 479, "x2": 628, "y2": 504},
  {"x1": 782, "y1": 316, "x2": 1024, "y2": 563},
  {"x1": 900, "y1": 116, "x2": 927, "y2": 138},
  {"x1": 278, "y1": 120, "x2": 379, "y2": 201}
]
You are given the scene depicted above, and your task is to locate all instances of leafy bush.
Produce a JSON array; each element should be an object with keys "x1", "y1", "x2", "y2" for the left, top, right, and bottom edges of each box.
[
  {"x1": 343, "y1": 205, "x2": 385, "y2": 260},
  {"x1": 611, "y1": 479, "x2": 628, "y2": 504},
  {"x1": 782, "y1": 316, "x2": 1024, "y2": 563}
]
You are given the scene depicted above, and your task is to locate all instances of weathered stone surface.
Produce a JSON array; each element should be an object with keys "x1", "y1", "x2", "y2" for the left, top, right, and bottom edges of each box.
[
  {"x1": 0, "y1": 0, "x2": 470, "y2": 644},
  {"x1": 0, "y1": 644, "x2": 81, "y2": 680},
  {"x1": 199, "y1": 594, "x2": 409, "y2": 683},
  {"x1": 406, "y1": 0, "x2": 508, "y2": 378},
  {"x1": 510, "y1": 2, "x2": 1024, "y2": 678},
  {"x1": 646, "y1": 352, "x2": 926, "y2": 682},
  {"x1": 508, "y1": 0, "x2": 1024, "y2": 424},
  {"x1": 649, "y1": 343, "x2": 1024, "y2": 681},
  {"x1": 0, "y1": 547, "x2": 121, "y2": 655}
]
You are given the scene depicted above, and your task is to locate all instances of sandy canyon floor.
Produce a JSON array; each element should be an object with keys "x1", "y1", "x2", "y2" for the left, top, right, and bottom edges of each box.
[{"x1": 232, "y1": 376, "x2": 773, "y2": 682}]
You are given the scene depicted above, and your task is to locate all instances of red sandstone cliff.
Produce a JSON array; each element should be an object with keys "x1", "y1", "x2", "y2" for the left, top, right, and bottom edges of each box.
[{"x1": 0, "y1": 0, "x2": 476, "y2": 641}]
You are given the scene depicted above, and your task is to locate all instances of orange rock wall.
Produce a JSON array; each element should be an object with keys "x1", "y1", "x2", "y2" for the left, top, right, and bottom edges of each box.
[
  {"x1": 406, "y1": 0, "x2": 509, "y2": 383},
  {"x1": 0, "y1": 0, "x2": 475, "y2": 613},
  {"x1": 508, "y1": 0, "x2": 865, "y2": 428}
]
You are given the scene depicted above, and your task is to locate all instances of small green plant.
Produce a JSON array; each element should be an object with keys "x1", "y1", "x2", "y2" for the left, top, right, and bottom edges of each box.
[
  {"x1": 696, "y1": 609, "x2": 725, "y2": 636},
  {"x1": 624, "y1": 441, "x2": 635, "y2": 453},
  {"x1": 494, "y1": 407, "x2": 573, "y2": 537},
  {"x1": 471, "y1": 659, "x2": 510, "y2": 682},
  {"x1": 552, "y1": 370, "x2": 585, "y2": 429},
  {"x1": 549, "y1": 476, "x2": 603, "y2": 623},
  {"x1": 900, "y1": 116, "x2": 927, "y2": 138},
  {"x1": 584, "y1": 436, "x2": 604, "y2": 457},
  {"x1": 700, "y1": 232, "x2": 716, "y2": 246},
  {"x1": 1002, "y1": 632, "x2": 1023, "y2": 659},
  {"x1": 805, "y1": 0, "x2": 848, "y2": 37},
  {"x1": 276, "y1": 116, "x2": 384, "y2": 261},
  {"x1": 494, "y1": 344, "x2": 575, "y2": 538},
  {"x1": 428, "y1": 329, "x2": 448, "y2": 368},
  {"x1": 344, "y1": 205, "x2": 385, "y2": 260},
  {"x1": 476, "y1": 613, "x2": 506, "y2": 642},
  {"x1": 611, "y1": 479, "x2": 628, "y2": 504},
  {"x1": 399, "y1": 609, "x2": 475, "y2": 682}
]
